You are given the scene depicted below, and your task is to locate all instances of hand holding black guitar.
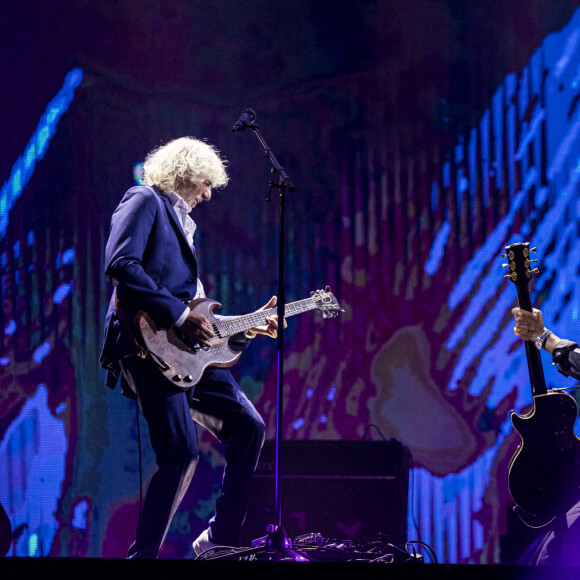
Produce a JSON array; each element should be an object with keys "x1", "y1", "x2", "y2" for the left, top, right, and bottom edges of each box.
[
  {"x1": 504, "y1": 242, "x2": 580, "y2": 523},
  {"x1": 512, "y1": 308, "x2": 558, "y2": 355}
]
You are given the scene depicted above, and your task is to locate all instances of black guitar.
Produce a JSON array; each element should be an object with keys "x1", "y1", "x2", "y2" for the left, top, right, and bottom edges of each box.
[{"x1": 504, "y1": 242, "x2": 580, "y2": 521}]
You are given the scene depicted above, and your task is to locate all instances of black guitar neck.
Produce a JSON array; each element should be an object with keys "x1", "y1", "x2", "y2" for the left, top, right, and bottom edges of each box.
[{"x1": 515, "y1": 285, "x2": 548, "y2": 397}]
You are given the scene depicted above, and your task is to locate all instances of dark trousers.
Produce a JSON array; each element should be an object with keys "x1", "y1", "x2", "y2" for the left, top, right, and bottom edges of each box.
[{"x1": 120, "y1": 356, "x2": 266, "y2": 559}]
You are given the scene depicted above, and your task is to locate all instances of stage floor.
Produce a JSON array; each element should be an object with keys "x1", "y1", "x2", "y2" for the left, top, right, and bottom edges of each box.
[{"x1": 0, "y1": 559, "x2": 575, "y2": 580}]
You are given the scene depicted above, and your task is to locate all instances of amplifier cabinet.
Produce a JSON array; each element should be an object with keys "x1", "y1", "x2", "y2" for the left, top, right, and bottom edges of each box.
[{"x1": 241, "y1": 440, "x2": 410, "y2": 546}]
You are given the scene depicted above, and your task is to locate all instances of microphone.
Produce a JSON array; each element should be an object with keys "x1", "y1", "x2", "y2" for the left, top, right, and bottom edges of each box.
[{"x1": 232, "y1": 108, "x2": 256, "y2": 132}]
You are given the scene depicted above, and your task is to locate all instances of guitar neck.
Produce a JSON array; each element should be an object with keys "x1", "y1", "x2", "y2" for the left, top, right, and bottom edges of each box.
[
  {"x1": 215, "y1": 297, "x2": 317, "y2": 337},
  {"x1": 516, "y1": 286, "x2": 548, "y2": 397}
]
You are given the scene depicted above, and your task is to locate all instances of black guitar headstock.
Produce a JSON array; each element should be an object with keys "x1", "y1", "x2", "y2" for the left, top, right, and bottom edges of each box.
[{"x1": 502, "y1": 242, "x2": 539, "y2": 291}]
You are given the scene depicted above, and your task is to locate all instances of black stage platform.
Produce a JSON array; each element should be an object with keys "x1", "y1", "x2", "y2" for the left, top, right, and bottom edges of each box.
[{"x1": 0, "y1": 559, "x2": 575, "y2": 580}]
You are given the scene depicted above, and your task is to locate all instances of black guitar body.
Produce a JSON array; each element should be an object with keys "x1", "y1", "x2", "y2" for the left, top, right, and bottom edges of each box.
[{"x1": 509, "y1": 391, "x2": 580, "y2": 518}]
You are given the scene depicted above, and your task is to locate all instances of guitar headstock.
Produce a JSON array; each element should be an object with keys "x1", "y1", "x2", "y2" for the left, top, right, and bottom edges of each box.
[
  {"x1": 311, "y1": 286, "x2": 343, "y2": 319},
  {"x1": 502, "y1": 242, "x2": 539, "y2": 290}
]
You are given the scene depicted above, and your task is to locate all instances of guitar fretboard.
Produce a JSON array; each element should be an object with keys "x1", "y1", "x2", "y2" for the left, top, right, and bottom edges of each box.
[{"x1": 215, "y1": 297, "x2": 317, "y2": 337}]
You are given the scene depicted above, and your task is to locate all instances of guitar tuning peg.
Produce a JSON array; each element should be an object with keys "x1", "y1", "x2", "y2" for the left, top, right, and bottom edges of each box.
[
  {"x1": 532, "y1": 267, "x2": 540, "y2": 274},
  {"x1": 501, "y1": 253, "x2": 507, "y2": 258},
  {"x1": 502, "y1": 263, "x2": 509, "y2": 268},
  {"x1": 530, "y1": 247, "x2": 537, "y2": 253},
  {"x1": 530, "y1": 259, "x2": 538, "y2": 263}
]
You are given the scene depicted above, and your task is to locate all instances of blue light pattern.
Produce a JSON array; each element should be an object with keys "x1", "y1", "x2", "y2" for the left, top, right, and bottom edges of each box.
[
  {"x1": 0, "y1": 386, "x2": 67, "y2": 557},
  {"x1": 0, "y1": 69, "x2": 83, "y2": 239}
]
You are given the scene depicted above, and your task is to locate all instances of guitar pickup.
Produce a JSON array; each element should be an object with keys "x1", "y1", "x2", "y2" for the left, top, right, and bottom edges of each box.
[{"x1": 174, "y1": 327, "x2": 198, "y2": 352}]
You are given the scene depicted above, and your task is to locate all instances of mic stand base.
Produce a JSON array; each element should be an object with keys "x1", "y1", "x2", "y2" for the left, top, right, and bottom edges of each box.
[
  {"x1": 252, "y1": 525, "x2": 310, "y2": 562},
  {"x1": 196, "y1": 526, "x2": 309, "y2": 562}
]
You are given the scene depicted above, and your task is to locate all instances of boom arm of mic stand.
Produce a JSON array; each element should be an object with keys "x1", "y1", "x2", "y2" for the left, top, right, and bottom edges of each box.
[{"x1": 249, "y1": 126, "x2": 295, "y2": 193}]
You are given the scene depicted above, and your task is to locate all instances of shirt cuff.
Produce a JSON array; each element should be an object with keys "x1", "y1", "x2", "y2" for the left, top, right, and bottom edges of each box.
[
  {"x1": 174, "y1": 306, "x2": 190, "y2": 327},
  {"x1": 551, "y1": 339, "x2": 580, "y2": 377}
]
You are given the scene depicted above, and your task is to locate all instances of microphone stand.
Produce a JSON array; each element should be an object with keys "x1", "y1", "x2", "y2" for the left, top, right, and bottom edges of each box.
[{"x1": 222, "y1": 109, "x2": 308, "y2": 562}]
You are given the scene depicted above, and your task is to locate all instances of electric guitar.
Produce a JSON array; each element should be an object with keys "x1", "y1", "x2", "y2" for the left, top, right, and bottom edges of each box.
[
  {"x1": 135, "y1": 287, "x2": 342, "y2": 389},
  {"x1": 504, "y1": 242, "x2": 580, "y2": 520}
]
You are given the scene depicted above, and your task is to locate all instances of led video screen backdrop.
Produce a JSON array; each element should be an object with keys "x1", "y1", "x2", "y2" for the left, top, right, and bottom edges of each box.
[{"x1": 1, "y1": 1, "x2": 580, "y2": 564}]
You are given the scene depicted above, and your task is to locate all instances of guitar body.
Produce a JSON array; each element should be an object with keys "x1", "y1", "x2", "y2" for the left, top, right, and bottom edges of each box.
[
  {"x1": 137, "y1": 298, "x2": 242, "y2": 389},
  {"x1": 508, "y1": 391, "x2": 580, "y2": 518}
]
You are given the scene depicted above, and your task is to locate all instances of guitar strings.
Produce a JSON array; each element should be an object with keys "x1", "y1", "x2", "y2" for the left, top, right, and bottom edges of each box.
[{"x1": 216, "y1": 297, "x2": 317, "y2": 337}]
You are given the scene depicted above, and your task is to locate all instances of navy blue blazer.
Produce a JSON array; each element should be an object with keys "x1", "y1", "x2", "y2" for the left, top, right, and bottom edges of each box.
[{"x1": 100, "y1": 185, "x2": 200, "y2": 388}]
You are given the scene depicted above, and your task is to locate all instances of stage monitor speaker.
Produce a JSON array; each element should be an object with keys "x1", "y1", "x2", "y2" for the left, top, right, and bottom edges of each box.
[{"x1": 241, "y1": 440, "x2": 410, "y2": 547}]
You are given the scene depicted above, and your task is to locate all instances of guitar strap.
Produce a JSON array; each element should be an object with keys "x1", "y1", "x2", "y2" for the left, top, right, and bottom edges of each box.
[{"x1": 114, "y1": 289, "x2": 147, "y2": 359}]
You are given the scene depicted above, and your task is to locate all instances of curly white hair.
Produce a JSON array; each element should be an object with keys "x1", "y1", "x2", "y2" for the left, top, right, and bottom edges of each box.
[{"x1": 143, "y1": 137, "x2": 229, "y2": 191}]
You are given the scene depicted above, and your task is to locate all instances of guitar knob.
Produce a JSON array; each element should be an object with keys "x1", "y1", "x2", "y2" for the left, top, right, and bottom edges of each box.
[
  {"x1": 183, "y1": 375, "x2": 193, "y2": 383},
  {"x1": 172, "y1": 375, "x2": 183, "y2": 382}
]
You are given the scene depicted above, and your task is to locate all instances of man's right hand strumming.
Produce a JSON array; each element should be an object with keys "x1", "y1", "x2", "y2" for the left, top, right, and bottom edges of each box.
[{"x1": 180, "y1": 310, "x2": 214, "y2": 346}]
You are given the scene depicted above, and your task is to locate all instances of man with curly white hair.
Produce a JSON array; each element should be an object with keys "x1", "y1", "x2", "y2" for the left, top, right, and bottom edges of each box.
[{"x1": 100, "y1": 136, "x2": 280, "y2": 559}]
